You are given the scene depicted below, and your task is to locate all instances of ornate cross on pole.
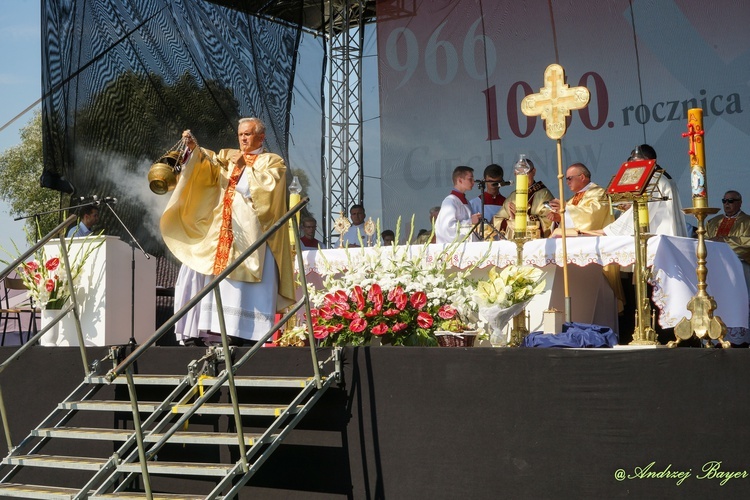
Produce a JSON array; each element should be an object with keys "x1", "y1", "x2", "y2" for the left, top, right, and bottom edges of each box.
[
  {"x1": 521, "y1": 63, "x2": 590, "y2": 140},
  {"x1": 521, "y1": 63, "x2": 590, "y2": 322}
]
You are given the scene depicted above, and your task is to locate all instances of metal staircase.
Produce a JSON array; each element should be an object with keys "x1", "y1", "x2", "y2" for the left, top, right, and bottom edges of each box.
[
  {"x1": 0, "y1": 197, "x2": 333, "y2": 498},
  {"x1": 0, "y1": 345, "x2": 340, "y2": 499}
]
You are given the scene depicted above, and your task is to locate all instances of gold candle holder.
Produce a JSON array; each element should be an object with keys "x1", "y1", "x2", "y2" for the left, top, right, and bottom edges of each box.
[
  {"x1": 630, "y1": 197, "x2": 656, "y2": 345},
  {"x1": 671, "y1": 207, "x2": 728, "y2": 348},
  {"x1": 672, "y1": 110, "x2": 728, "y2": 347}
]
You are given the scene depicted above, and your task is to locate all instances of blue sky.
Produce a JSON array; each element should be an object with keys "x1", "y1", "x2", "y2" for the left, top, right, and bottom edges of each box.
[{"x1": 0, "y1": 0, "x2": 41, "y2": 254}]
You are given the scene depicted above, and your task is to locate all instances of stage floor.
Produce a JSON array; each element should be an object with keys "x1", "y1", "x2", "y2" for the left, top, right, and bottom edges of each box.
[{"x1": 1, "y1": 346, "x2": 749, "y2": 499}]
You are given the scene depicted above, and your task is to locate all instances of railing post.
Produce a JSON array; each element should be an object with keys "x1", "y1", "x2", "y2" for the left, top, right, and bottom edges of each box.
[{"x1": 213, "y1": 288, "x2": 249, "y2": 472}]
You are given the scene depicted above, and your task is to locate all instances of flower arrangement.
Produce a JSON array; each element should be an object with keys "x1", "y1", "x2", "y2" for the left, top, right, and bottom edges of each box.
[
  {"x1": 306, "y1": 220, "x2": 486, "y2": 346},
  {"x1": 475, "y1": 265, "x2": 546, "y2": 309},
  {"x1": 10, "y1": 235, "x2": 103, "y2": 310},
  {"x1": 475, "y1": 265, "x2": 546, "y2": 346}
]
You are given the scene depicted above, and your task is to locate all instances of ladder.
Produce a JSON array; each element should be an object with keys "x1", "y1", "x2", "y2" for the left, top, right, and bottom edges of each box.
[{"x1": 0, "y1": 345, "x2": 341, "y2": 498}]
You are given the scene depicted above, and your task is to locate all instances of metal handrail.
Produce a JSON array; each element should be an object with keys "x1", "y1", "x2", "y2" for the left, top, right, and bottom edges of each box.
[
  {"x1": 106, "y1": 196, "x2": 311, "y2": 381},
  {"x1": 0, "y1": 213, "x2": 88, "y2": 452},
  {"x1": 105, "y1": 197, "x2": 312, "y2": 499}
]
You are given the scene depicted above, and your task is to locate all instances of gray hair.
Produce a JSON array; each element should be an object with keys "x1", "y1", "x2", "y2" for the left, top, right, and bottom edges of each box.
[{"x1": 238, "y1": 117, "x2": 265, "y2": 134}]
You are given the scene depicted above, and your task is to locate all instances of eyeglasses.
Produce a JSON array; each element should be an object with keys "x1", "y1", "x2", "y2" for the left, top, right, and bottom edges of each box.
[
  {"x1": 565, "y1": 173, "x2": 583, "y2": 181},
  {"x1": 722, "y1": 198, "x2": 740, "y2": 204}
]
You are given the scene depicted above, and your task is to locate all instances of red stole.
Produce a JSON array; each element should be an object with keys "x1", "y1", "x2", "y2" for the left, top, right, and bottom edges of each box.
[
  {"x1": 716, "y1": 217, "x2": 737, "y2": 237},
  {"x1": 300, "y1": 236, "x2": 319, "y2": 248},
  {"x1": 570, "y1": 191, "x2": 585, "y2": 206},
  {"x1": 451, "y1": 190, "x2": 469, "y2": 205},
  {"x1": 213, "y1": 154, "x2": 257, "y2": 274},
  {"x1": 481, "y1": 192, "x2": 506, "y2": 206}
]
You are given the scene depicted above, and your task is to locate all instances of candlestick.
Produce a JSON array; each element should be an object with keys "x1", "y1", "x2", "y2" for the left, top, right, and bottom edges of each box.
[
  {"x1": 288, "y1": 176, "x2": 302, "y2": 245},
  {"x1": 514, "y1": 154, "x2": 531, "y2": 235}
]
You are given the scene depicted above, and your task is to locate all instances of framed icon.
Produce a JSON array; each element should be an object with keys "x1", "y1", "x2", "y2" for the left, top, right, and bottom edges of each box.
[{"x1": 606, "y1": 159, "x2": 657, "y2": 195}]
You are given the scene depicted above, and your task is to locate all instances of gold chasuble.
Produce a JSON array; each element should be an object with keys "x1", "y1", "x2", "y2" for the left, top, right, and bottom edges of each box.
[
  {"x1": 707, "y1": 211, "x2": 750, "y2": 265},
  {"x1": 565, "y1": 183, "x2": 613, "y2": 231},
  {"x1": 160, "y1": 147, "x2": 294, "y2": 311}
]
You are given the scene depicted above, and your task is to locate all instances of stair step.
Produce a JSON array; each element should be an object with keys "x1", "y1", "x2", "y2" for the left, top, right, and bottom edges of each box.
[
  {"x1": 59, "y1": 400, "x2": 299, "y2": 416},
  {"x1": 33, "y1": 427, "x2": 269, "y2": 445},
  {"x1": 90, "y1": 494, "x2": 206, "y2": 500},
  {"x1": 3, "y1": 454, "x2": 108, "y2": 470},
  {"x1": 87, "y1": 374, "x2": 315, "y2": 388},
  {"x1": 117, "y1": 460, "x2": 236, "y2": 476},
  {"x1": 0, "y1": 483, "x2": 82, "y2": 499}
]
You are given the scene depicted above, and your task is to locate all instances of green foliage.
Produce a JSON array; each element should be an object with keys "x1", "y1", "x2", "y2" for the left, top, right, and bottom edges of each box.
[
  {"x1": 74, "y1": 72, "x2": 240, "y2": 162},
  {"x1": 0, "y1": 111, "x2": 63, "y2": 244}
]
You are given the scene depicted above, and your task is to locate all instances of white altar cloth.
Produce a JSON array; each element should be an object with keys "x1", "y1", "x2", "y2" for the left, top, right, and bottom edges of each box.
[{"x1": 301, "y1": 235, "x2": 748, "y2": 331}]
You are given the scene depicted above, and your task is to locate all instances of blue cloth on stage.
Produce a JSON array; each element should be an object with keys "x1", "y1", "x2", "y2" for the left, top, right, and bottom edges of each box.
[{"x1": 522, "y1": 322, "x2": 618, "y2": 348}]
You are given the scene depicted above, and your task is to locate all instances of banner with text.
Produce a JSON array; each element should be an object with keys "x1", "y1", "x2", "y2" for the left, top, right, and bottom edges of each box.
[{"x1": 376, "y1": 0, "x2": 748, "y2": 234}]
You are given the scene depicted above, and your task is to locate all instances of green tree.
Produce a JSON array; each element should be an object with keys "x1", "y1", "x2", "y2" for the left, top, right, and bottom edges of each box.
[{"x1": 0, "y1": 110, "x2": 63, "y2": 245}]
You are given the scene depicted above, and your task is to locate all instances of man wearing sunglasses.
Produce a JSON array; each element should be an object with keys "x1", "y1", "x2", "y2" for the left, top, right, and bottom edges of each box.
[
  {"x1": 546, "y1": 162, "x2": 613, "y2": 232},
  {"x1": 707, "y1": 191, "x2": 750, "y2": 340},
  {"x1": 707, "y1": 191, "x2": 750, "y2": 263}
]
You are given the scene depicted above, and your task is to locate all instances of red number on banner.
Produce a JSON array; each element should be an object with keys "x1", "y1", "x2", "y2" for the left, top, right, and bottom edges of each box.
[
  {"x1": 507, "y1": 80, "x2": 536, "y2": 138},
  {"x1": 577, "y1": 71, "x2": 609, "y2": 130},
  {"x1": 483, "y1": 86, "x2": 501, "y2": 141}
]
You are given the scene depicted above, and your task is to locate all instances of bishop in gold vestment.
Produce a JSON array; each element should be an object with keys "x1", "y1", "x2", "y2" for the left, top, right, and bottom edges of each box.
[{"x1": 161, "y1": 118, "x2": 294, "y2": 345}]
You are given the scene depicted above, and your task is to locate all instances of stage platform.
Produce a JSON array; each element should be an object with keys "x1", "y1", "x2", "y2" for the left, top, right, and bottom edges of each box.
[{"x1": 1, "y1": 346, "x2": 749, "y2": 498}]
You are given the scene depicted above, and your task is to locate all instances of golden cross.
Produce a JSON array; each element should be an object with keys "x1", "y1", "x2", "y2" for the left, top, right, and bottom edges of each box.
[{"x1": 521, "y1": 64, "x2": 590, "y2": 140}]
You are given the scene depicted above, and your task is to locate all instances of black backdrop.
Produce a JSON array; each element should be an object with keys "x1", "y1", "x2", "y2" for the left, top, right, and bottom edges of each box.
[{"x1": 3, "y1": 346, "x2": 750, "y2": 499}]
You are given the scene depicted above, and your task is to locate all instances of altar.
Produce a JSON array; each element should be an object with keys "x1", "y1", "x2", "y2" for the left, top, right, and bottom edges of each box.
[{"x1": 301, "y1": 235, "x2": 748, "y2": 335}]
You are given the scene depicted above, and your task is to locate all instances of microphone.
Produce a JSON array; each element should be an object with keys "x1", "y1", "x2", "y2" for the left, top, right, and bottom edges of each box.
[
  {"x1": 475, "y1": 180, "x2": 512, "y2": 187},
  {"x1": 76, "y1": 195, "x2": 100, "y2": 205}
]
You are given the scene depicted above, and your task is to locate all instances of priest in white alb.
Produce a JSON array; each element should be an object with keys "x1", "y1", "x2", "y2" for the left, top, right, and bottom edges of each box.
[{"x1": 161, "y1": 118, "x2": 295, "y2": 346}]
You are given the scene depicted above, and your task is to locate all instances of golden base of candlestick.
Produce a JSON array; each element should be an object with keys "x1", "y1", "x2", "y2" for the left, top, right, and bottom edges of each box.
[
  {"x1": 669, "y1": 207, "x2": 729, "y2": 348},
  {"x1": 509, "y1": 311, "x2": 529, "y2": 347}
]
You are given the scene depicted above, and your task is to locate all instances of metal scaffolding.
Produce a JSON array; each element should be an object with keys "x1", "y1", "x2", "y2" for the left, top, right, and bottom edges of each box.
[{"x1": 324, "y1": 0, "x2": 367, "y2": 247}]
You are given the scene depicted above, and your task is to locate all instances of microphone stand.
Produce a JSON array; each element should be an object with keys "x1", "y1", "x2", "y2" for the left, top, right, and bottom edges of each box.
[
  {"x1": 475, "y1": 180, "x2": 486, "y2": 239},
  {"x1": 99, "y1": 199, "x2": 150, "y2": 347}
]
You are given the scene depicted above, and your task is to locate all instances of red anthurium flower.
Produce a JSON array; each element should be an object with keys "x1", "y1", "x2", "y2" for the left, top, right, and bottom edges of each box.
[
  {"x1": 313, "y1": 325, "x2": 329, "y2": 339},
  {"x1": 351, "y1": 286, "x2": 366, "y2": 311},
  {"x1": 342, "y1": 310, "x2": 359, "y2": 320},
  {"x1": 318, "y1": 306, "x2": 334, "y2": 320},
  {"x1": 392, "y1": 322, "x2": 408, "y2": 332},
  {"x1": 330, "y1": 301, "x2": 348, "y2": 316},
  {"x1": 45, "y1": 257, "x2": 60, "y2": 271},
  {"x1": 34, "y1": 273, "x2": 42, "y2": 285},
  {"x1": 45, "y1": 279, "x2": 55, "y2": 292},
  {"x1": 371, "y1": 323, "x2": 388, "y2": 335},
  {"x1": 382, "y1": 308, "x2": 400, "y2": 317},
  {"x1": 330, "y1": 323, "x2": 344, "y2": 333},
  {"x1": 416, "y1": 311, "x2": 433, "y2": 328},
  {"x1": 24, "y1": 261, "x2": 39, "y2": 273},
  {"x1": 410, "y1": 291, "x2": 427, "y2": 310},
  {"x1": 389, "y1": 287, "x2": 407, "y2": 310},
  {"x1": 438, "y1": 304, "x2": 458, "y2": 319},
  {"x1": 367, "y1": 284, "x2": 384, "y2": 312},
  {"x1": 333, "y1": 289, "x2": 348, "y2": 303},
  {"x1": 350, "y1": 317, "x2": 367, "y2": 333}
]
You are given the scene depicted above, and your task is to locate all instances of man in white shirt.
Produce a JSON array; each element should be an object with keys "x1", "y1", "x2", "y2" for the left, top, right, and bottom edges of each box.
[
  {"x1": 67, "y1": 205, "x2": 99, "y2": 237},
  {"x1": 435, "y1": 166, "x2": 481, "y2": 243},
  {"x1": 340, "y1": 204, "x2": 370, "y2": 247}
]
